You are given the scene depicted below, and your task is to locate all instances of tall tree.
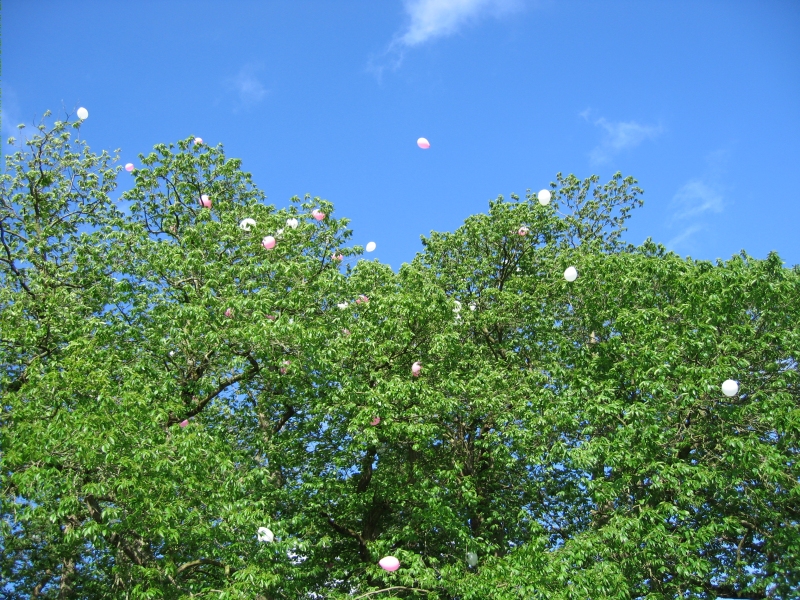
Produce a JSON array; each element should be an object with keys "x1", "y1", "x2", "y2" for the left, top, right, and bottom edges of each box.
[{"x1": 2, "y1": 115, "x2": 798, "y2": 599}]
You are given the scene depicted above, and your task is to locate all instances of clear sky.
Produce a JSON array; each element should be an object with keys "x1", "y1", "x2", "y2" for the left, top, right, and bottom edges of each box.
[{"x1": 3, "y1": 0, "x2": 799, "y2": 269}]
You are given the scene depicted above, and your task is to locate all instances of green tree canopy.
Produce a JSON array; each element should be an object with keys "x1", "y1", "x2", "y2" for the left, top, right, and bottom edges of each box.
[{"x1": 2, "y1": 115, "x2": 798, "y2": 599}]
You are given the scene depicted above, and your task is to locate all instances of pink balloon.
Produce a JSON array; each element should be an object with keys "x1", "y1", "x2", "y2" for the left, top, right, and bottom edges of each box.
[
  {"x1": 379, "y1": 556, "x2": 400, "y2": 572},
  {"x1": 312, "y1": 209, "x2": 326, "y2": 221},
  {"x1": 417, "y1": 138, "x2": 430, "y2": 149},
  {"x1": 356, "y1": 295, "x2": 369, "y2": 305},
  {"x1": 125, "y1": 163, "x2": 134, "y2": 172},
  {"x1": 518, "y1": 226, "x2": 529, "y2": 236},
  {"x1": 411, "y1": 361, "x2": 422, "y2": 377},
  {"x1": 266, "y1": 315, "x2": 276, "y2": 321},
  {"x1": 332, "y1": 253, "x2": 343, "y2": 261},
  {"x1": 194, "y1": 137, "x2": 203, "y2": 145},
  {"x1": 262, "y1": 236, "x2": 276, "y2": 250},
  {"x1": 371, "y1": 417, "x2": 381, "y2": 426},
  {"x1": 225, "y1": 308, "x2": 233, "y2": 318},
  {"x1": 179, "y1": 420, "x2": 189, "y2": 428},
  {"x1": 199, "y1": 195, "x2": 211, "y2": 208}
]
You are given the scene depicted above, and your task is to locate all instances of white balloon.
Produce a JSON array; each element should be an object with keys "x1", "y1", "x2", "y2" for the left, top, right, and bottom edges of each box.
[
  {"x1": 721, "y1": 379, "x2": 739, "y2": 397},
  {"x1": 538, "y1": 189, "x2": 551, "y2": 205},
  {"x1": 564, "y1": 266, "x2": 578, "y2": 282},
  {"x1": 257, "y1": 527, "x2": 274, "y2": 543},
  {"x1": 366, "y1": 241, "x2": 376, "y2": 252},
  {"x1": 337, "y1": 302, "x2": 349, "y2": 310},
  {"x1": 286, "y1": 218, "x2": 299, "y2": 229},
  {"x1": 469, "y1": 303, "x2": 476, "y2": 311},
  {"x1": 466, "y1": 552, "x2": 478, "y2": 567},
  {"x1": 76, "y1": 107, "x2": 89, "y2": 120},
  {"x1": 239, "y1": 218, "x2": 256, "y2": 231}
]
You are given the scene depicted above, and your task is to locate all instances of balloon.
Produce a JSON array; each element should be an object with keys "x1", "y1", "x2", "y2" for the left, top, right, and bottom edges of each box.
[
  {"x1": 337, "y1": 302, "x2": 349, "y2": 310},
  {"x1": 371, "y1": 417, "x2": 381, "y2": 426},
  {"x1": 722, "y1": 379, "x2": 739, "y2": 397},
  {"x1": 332, "y1": 253, "x2": 343, "y2": 261},
  {"x1": 76, "y1": 107, "x2": 88, "y2": 120},
  {"x1": 366, "y1": 241, "x2": 376, "y2": 252},
  {"x1": 225, "y1": 308, "x2": 233, "y2": 318},
  {"x1": 564, "y1": 266, "x2": 578, "y2": 282},
  {"x1": 287, "y1": 218, "x2": 299, "y2": 229},
  {"x1": 379, "y1": 556, "x2": 400, "y2": 572},
  {"x1": 240, "y1": 218, "x2": 256, "y2": 231},
  {"x1": 257, "y1": 527, "x2": 274, "y2": 543},
  {"x1": 417, "y1": 138, "x2": 430, "y2": 149},
  {"x1": 518, "y1": 226, "x2": 529, "y2": 236},
  {"x1": 356, "y1": 295, "x2": 369, "y2": 305},
  {"x1": 262, "y1": 236, "x2": 276, "y2": 250},
  {"x1": 411, "y1": 361, "x2": 422, "y2": 377},
  {"x1": 466, "y1": 552, "x2": 478, "y2": 567},
  {"x1": 200, "y1": 195, "x2": 212, "y2": 208},
  {"x1": 538, "y1": 189, "x2": 551, "y2": 205},
  {"x1": 312, "y1": 210, "x2": 326, "y2": 221},
  {"x1": 194, "y1": 137, "x2": 203, "y2": 145},
  {"x1": 179, "y1": 420, "x2": 189, "y2": 428},
  {"x1": 125, "y1": 163, "x2": 134, "y2": 172},
  {"x1": 469, "y1": 303, "x2": 476, "y2": 311}
]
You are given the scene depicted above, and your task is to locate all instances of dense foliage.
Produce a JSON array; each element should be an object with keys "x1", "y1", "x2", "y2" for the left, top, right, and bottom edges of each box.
[{"x1": 2, "y1": 115, "x2": 798, "y2": 599}]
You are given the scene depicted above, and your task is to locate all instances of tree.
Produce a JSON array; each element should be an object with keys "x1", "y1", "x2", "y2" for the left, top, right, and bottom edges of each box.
[{"x1": 2, "y1": 114, "x2": 798, "y2": 599}]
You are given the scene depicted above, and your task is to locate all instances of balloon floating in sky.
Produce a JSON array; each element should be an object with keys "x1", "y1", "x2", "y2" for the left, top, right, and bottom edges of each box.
[
  {"x1": 721, "y1": 379, "x2": 739, "y2": 397},
  {"x1": 287, "y1": 218, "x2": 299, "y2": 229},
  {"x1": 379, "y1": 556, "x2": 400, "y2": 572},
  {"x1": 194, "y1": 137, "x2": 203, "y2": 145},
  {"x1": 466, "y1": 552, "x2": 478, "y2": 567},
  {"x1": 518, "y1": 226, "x2": 529, "y2": 236},
  {"x1": 262, "y1": 236, "x2": 277, "y2": 250},
  {"x1": 240, "y1": 218, "x2": 256, "y2": 231},
  {"x1": 538, "y1": 189, "x2": 551, "y2": 205},
  {"x1": 417, "y1": 138, "x2": 430, "y2": 150},
  {"x1": 225, "y1": 308, "x2": 233, "y2": 318},
  {"x1": 76, "y1": 107, "x2": 88, "y2": 120},
  {"x1": 564, "y1": 266, "x2": 578, "y2": 282},
  {"x1": 179, "y1": 420, "x2": 189, "y2": 428},
  {"x1": 125, "y1": 163, "x2": 134, "y2": 172},
  {"x1": 411, "y1": 361, "x2": 422, "y2": 377},
  {"x1": 312, "y1": 210, "x2": 326, "y2": 221},
  {"x1": 200, "y1": 195, "x2": 212, "y2": 208},
  {"x1": 257, "y1": 527, "x2": 274, "y2": 543},
  {"x1": 366, "y1": 241, "x2": 376, "y2": 252},
  {"x1": 371, "y1": 417, "x2": 381, "y2": 426}
]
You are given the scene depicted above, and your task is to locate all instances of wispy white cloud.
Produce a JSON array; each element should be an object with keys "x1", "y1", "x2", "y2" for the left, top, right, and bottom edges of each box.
[
  {"x1": 225, "y1": 64, "x2": 268, "y2": 111},
  {"x1": 670, "y1": 179, "x2": 724, "y2": 221},
  {"x1": 667, "y1": 224, "x2": 704, "y2": 249},
  {"x1": 370, "y1": 0, "x2": 524, "y2": 78},
  {"x1": 582, "y1": 111, "x2": 663, "y2": 165}
]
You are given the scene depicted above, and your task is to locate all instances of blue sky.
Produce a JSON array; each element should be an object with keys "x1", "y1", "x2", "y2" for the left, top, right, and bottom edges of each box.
[{"x1": 4, "y1": 0, "x2": 799, "y2": 269}]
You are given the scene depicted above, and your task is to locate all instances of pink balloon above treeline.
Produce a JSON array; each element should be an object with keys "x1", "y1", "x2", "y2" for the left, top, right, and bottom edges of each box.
[
  {"x1": 125, "y1": 163, "x2": 134, "y2": 172},
  {"x1": 312, "y1": 210, "x2": 326, "y2": 221}
]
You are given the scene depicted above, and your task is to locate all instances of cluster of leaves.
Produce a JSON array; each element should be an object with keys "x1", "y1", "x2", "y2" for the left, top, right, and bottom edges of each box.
[{"x1": 1, "y1": 115, "x2": 798, "y2": 599}]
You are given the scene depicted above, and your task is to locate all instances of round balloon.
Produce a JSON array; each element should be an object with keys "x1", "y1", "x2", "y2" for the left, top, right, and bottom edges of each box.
[
  {"x1": 257, "y1": 527, "x2": 274, "y2": 543},
  {"x1": 287, "y1": 218, "x2": 299, "y2": 229},
  {"x1": 179, "y1": 420, "x2": 189, "y2": 428},
  {"x1": 411, "y1": 361, "x2": 422, "y2": 376},
  {"x1": 76, "y1": 107, "x2": 88, "y2": 120},
  {"x1": 721, "y1": 379, "x2": 739, "y2": 397},
  {"x1": 564, "y1": 266, "x2": 578, "y2": 282},
  {"x1": 312, "y1": 210, "x2": 326, "y2": 221},
  {"x1": 366, "y1": 241, "x2": 376, "y2": 252},
  {"x1": 194, "y1": 137, "x2": 203, "y2": 145},
  {"x1": 379, "y1": 556, "x2": 400, "y2": 572},
  {"x1": 262, "y1": 236, "x2": 276, "y2": 250},
  {"x1": 337, "y1": 302, "x2": 349, "y2": 309},
  {"x1": 240, "y1": 218, "x2": 256, "y2": 231},
  {"x1": 332, "y1": 253, "x2": 343, "y2": 261},
  {"x1": 466, "y1": 552, "x2": 478, "y2": 567},
  {"x1": 200, "y1": 194, "x2": 211, "y2": 208},
  {"x1": 125, "y1": 163, "x2": 134, "y2": 172},
  {"x1": 538, "y1": 189, "x2": 551, "y2": 205},
  {"x1": 371, "y1": 417, "x2": 381, "y2": 426},
  {"x1": 518, "y1": 226, "x2": 529, "y2": 236},
  {"x1": 417, "y1": 138, "x2": 430, "y2": 149}
]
